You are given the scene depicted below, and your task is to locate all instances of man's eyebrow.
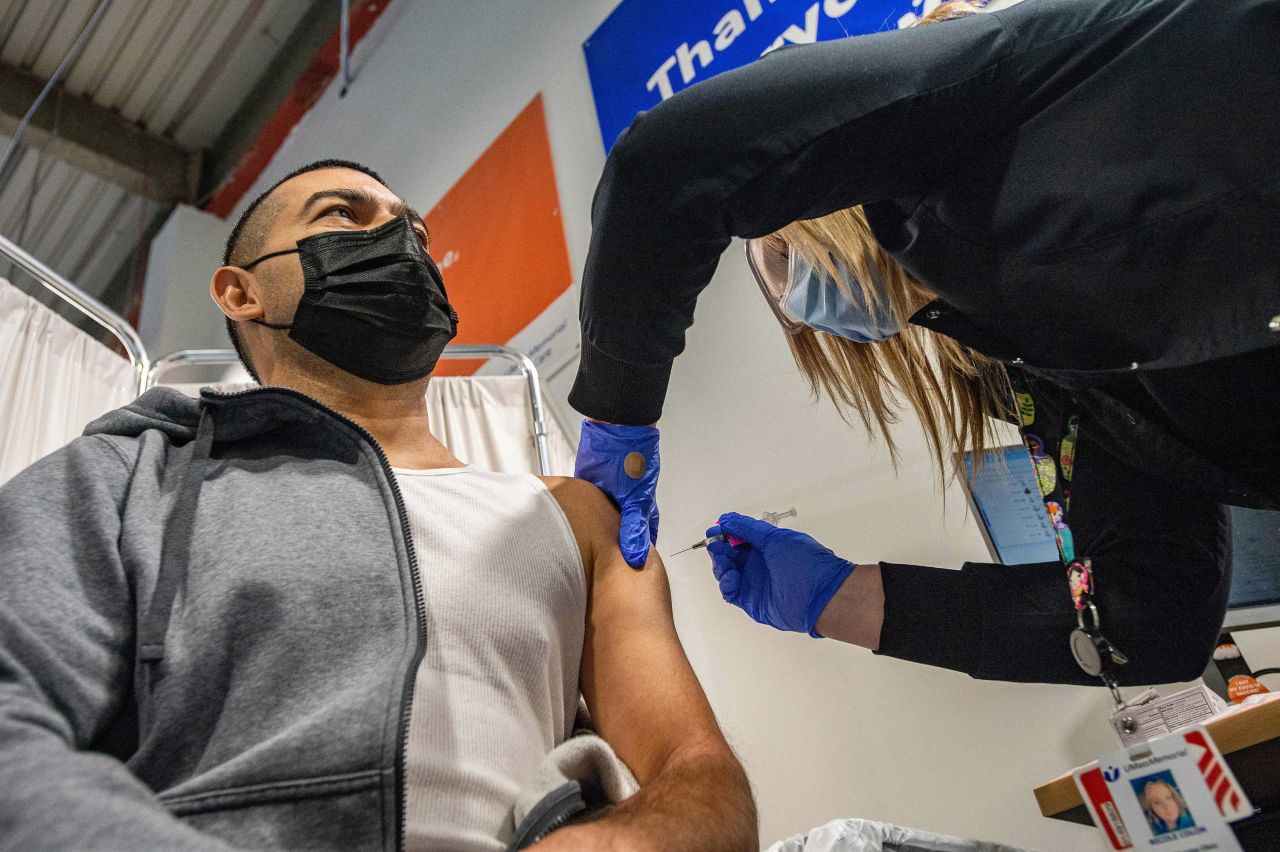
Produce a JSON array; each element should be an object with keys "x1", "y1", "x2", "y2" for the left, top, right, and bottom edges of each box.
[
  {"x1": 298, "y1": 188, "x2": 428, "y2": 242},
  {"x1": 298, "y1": 187, "x2": 380, "y2": 218}
]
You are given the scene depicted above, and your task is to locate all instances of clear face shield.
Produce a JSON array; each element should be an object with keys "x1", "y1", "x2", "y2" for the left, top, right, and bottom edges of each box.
[{"x1": 744, "y1": 236, "x2": 806, "y2": 335}]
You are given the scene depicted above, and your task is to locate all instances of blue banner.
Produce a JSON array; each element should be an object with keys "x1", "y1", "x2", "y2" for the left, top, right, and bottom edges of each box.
[{"x1": 584, "y1": 0, "x2": 929, "y2": 152}]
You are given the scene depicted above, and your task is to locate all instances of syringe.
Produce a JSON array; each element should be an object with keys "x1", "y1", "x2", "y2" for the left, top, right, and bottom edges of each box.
[
  {"x1": 759, "y1": 507, "x2": 798, "y2": 526},
  {"x1": 669, "y1": 508, "x2": 798, "y2": 557}
]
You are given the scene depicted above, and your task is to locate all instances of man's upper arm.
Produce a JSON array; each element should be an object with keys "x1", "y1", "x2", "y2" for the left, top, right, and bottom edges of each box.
[
  {"x1": 546, "y1": 478, "x2": 729, "y2": 784},
  {"x1": 0, "y1": 436, "x2": 135, "y2": 738},
  {"x1": 0, "y1": 437, "x2": 230, "y2": 850}
]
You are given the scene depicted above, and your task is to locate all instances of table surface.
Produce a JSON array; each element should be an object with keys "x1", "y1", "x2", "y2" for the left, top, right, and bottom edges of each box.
[{"x1": 1034, "y1": 696, "x2": 1280, "y2": 822}]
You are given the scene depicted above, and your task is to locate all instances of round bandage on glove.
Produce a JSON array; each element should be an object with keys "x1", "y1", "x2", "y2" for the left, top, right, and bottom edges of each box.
[
  {"x1": 573, "y1": 421, "x2": 660, "y2": 568},
  {"x1": 707, "y1": 512, "x2": 854, "y2": 637}
]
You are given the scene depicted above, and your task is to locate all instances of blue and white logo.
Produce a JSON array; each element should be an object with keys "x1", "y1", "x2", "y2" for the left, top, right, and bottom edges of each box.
[
  {"x1": 583, "y1": 0, "x2": 939, "y2": 151},
  {"x1": 1103, "y1": 766, "x2": 1122, "y2": 782}
]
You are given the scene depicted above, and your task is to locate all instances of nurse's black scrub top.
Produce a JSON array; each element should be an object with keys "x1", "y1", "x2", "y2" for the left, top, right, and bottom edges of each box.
[
  {"x1": 569, "y1": 0, "x2": 1280, "y2": 684},
  {"x1": 571, "y1": 0, "x2": 1279, "y2": 428}
]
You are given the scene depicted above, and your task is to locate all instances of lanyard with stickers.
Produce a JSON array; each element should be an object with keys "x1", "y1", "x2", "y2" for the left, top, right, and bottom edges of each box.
[
  {"x1": 1011, "y1": 375, "x2": 1131, "y2": 710},
  {"x1": 1016, "y1": 379, "x2": 1257, "y2": 851}
]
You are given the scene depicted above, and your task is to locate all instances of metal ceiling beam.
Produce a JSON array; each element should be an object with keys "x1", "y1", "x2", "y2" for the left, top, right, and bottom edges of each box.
[
  {"x1": 0, "y1": 61, "x2": 198, "y2": 204},
  {"x1": 198, "y1": 0, "x2": 337, "y2": 206}
]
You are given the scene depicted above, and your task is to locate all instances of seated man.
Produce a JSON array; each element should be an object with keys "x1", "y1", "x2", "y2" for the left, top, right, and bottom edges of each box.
[{"x1": 0, "y1": 160, "x2": 757, "y2": 851}]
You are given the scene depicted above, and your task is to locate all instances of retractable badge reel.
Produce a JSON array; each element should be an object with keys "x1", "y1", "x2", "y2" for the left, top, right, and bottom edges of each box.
[{"x1": 1067, "y1": 558, "x2": 1134, "y2": 725}]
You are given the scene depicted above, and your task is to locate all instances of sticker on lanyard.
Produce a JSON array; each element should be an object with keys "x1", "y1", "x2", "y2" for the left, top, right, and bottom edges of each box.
[
  {"x1": 1025, "y1": 433, "x2": 1057, "y2": 496},
  {"x1": 1060, "y1": 416, "x2": 1079, "y2": 482},
  {"x1": 1049, "y1": 502, "x2": 1076, "y2": 563},
  {"x1": 1068, "y1": 559, "x2": 1092, "y2": 610},
  {"x1": 1015, "y1": 391, "x2": 1036, "y2": 426}
]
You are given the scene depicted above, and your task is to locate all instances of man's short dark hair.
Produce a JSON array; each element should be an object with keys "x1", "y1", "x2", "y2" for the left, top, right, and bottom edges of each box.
[{"x1": 222, "y1": 159, "x2": 388, "y2": 381}]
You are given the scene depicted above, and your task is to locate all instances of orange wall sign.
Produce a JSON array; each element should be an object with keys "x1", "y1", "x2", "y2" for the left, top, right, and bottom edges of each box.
[{"x1": 424, "y1": 94, "x2": 574, "y2": 376}]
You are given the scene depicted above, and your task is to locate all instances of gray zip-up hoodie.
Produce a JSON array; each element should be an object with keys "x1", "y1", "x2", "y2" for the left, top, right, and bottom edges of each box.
[{"x1": 0, "y1": 386, "x2": 612, "y2": 851}]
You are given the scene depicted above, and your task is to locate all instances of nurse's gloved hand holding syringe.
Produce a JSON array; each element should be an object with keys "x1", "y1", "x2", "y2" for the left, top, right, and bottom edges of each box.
[{"x1": 707, "y1": 513, "x2": 884, "y2": 644}]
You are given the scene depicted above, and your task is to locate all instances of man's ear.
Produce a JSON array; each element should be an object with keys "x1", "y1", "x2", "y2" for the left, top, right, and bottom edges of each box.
[{"x1": 211, "y1": 266, "x2": 263, "y2": 321}]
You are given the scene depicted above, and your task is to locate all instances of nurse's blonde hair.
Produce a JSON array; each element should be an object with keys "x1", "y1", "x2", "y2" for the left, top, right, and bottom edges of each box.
[{"x1": 775, "y1": 0, "x2": 1012, "y2": 477}]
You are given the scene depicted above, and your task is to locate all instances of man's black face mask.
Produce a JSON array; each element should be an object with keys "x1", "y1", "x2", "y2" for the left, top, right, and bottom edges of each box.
[{"x1": 241, "y1": 215, "x2": 458, "y2": 385}]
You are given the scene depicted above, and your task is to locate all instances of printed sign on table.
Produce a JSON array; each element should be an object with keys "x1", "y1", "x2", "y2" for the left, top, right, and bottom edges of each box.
[
  {"x1": 583, "y1": 0, "x2": 940, "y2": 151},
  {"x1": 424, "y1": 94, "x2": 576, "y2": 378}
]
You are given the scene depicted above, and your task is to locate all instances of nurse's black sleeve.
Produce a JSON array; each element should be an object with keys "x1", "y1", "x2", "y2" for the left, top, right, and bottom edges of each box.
[
  {"x1": 570, "y1": 12, "x2": 1015, "y2": 424},
  {"x1": 876, "y1": 441, "x2": 1232, "y2": 686}
]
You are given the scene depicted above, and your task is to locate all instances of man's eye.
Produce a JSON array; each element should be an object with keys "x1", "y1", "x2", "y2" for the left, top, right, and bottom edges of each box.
[{"x1": 322, "y1": 205, "x2": 354, "y2": 220}]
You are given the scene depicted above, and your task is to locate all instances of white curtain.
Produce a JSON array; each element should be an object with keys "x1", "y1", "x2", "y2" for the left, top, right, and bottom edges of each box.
[
  {"x1": 166, "y1": 375, "x2": 577, "y2": 476},
  {"x1": 0, "y1": 277, "x2": 136, "y2": 485},
  {"x1": 426, "y1": 375, "x2": 576, "y2": 475}
]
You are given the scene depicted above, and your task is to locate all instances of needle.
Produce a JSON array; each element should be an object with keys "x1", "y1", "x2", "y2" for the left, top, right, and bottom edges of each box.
[
  {"x1": 669, "y1": 535, "x2": 728, "y2": 558},
  {"x1": 668, "y1": 508, "x2": 798, "y2": 558}
]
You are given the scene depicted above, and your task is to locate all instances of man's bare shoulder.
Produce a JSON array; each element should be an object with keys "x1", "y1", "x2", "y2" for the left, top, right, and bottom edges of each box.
[
  {"x1": 538, "y1": 476, "x2": 620, "y2": 536},
  {"x1": 537, "y1": 477, "x2": 625, "y2": 582}
]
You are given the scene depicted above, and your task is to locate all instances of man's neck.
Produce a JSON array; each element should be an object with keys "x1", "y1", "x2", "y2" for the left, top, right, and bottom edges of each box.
[{"x1": 265, "y1": 366, "x2": 464, "y2": 470}]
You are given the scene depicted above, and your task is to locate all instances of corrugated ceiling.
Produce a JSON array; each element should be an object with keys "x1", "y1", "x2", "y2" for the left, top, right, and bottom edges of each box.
[{"x1": 0, "y1": 0, "x2": 314, "y2": 308}]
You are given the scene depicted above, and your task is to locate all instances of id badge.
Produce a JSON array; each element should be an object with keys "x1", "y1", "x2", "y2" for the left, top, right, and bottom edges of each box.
[{"x1": 1073, "y1": 725, "x2": 1252, "y2": 851}]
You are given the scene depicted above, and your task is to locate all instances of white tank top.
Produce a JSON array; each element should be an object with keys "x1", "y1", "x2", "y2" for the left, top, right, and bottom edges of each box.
[{"x1": 395, "y1": 466, "x2": 586, "y2": 852}]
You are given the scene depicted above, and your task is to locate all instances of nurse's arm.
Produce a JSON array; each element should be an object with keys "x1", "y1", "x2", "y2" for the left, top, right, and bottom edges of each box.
[
  {"x1": 822, "y1": 520, "x2": 1229, "y2": 685},
  {"x1": 814, "y1": 563, "x2": 885, "y2": 649},
  {"x1": 572, "y1": 11, "x2": 1014, "y2": 424},
  {"x1": 543, "y1": 477, "x2": 757, "y2": 851}
]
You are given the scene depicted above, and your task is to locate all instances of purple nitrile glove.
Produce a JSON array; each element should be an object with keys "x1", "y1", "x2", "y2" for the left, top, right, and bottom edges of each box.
[
  {"x1": 707, "y1": 512, "x2": 854, "y2": 637},
  {"x1": 574, "y1": 420, "x2": 660, "y2": 568}
]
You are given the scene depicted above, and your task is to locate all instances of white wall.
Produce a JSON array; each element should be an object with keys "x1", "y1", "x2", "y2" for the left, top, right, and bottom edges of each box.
[
  {"x1": 140, "y1": 1, "x2": 1280, "y2": 848},
  {"x1": 137, "y1": 204, "x2": 234, "y2": 359}
]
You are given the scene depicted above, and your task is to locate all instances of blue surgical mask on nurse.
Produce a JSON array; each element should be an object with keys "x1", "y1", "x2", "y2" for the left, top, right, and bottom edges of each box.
[{"x1": 782, "y1": 253, "x2": 900, "y2": 343}]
